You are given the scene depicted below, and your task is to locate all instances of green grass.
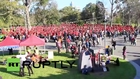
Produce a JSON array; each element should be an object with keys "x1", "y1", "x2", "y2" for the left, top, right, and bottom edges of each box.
[{"x1": 0, "y1": 52, "x2": 136, "y2": 79}]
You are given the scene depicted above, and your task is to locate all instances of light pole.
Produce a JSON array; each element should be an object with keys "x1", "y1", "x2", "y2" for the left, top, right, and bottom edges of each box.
[{"x1": 104, "y1": 8, "x2": 107, "y2": 49}]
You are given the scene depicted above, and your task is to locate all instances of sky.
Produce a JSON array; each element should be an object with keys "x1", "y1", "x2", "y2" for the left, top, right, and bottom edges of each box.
[{"x1": 56, "y1": 0, "x2": 111, "y2": 12}]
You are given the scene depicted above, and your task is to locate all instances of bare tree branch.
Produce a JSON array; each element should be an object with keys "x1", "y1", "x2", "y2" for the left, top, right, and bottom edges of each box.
[{"x1": 109, "y1": 0, "x2": 112, "y2": 4}]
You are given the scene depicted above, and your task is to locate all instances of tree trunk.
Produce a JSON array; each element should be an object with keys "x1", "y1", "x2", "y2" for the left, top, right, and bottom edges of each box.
[
  {"x1": 110, "y1": 0, "x2": 114, "y2": 27},
  {"x1": 25, "y1": 6, "x2": 31, "y2": 30},
  {"x1": 128, "y1": 13, "x2": 131, "y2": 25},
  {"x1": 137, "y1": 19, "x2": 140, "y2": 26}
]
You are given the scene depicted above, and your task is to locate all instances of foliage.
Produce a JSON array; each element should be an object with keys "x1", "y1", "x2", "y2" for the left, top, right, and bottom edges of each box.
[
  {"x1": 95, "y1": 1, "x2": 105, "y2": 23},
  {"x1": 76, "y1": 20, "x2": 84, "y2": 26},
  {"x1": 33, "y1": 0, "x2": 61, "y2": 25},
  {"x1": 114, "y1": 15, "x2": 122, "y2": 24},
  {"x1": 81, "y1": 3, "x2": 96, "y2": 20},
  {"x1": 60, "y1": 6, "x2": 81, "y2": 22},
  {"x1": 1, "y1": 0, "x2": 140, "y2": 26},
  {"x1": 0, "y1": 0, "x2": 24, "y2": 27}
]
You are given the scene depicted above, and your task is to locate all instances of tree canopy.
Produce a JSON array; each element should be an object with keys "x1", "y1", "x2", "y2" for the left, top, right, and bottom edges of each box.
[{"x1": 0, "y1": 0, "x2": 140, "y2": 27}]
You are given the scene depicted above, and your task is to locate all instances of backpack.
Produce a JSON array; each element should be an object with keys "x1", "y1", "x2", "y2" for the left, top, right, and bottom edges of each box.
[
  {"x1": 82, "y1": 68, "x2": 88, "y2": 75},
  {"x1": 82, "y1": 67, "x2": 92, "y2": 75}
]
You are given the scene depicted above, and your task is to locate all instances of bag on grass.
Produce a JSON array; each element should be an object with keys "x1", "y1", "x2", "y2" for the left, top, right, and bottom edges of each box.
[{"x1": 82, "y1": 68, "x2": 88, "y2": 75}]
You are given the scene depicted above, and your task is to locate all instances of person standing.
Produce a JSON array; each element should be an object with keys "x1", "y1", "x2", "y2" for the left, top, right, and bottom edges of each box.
[
  {"x1": 70, "y1": 45, "x2": 76, "y2": 58},
  {"x1": 106, "y1": 46, "x2": 111, "y2": 56},
  {"x1": 122, "y1": 46, "x2": 126, "y2": 60},
  {"x1": 33, "y1": 46, "x2": 39, "y2": 55},
  {"x1": 19, "y1": 57, "x2": 24, "y2": 76},
  {"x1": 85, "y1": 39, "x2": 91, "y2": 49},
  {"x1": 112, "y1": 39, "x2": 116, "y2": 50},
  {"x1": 56, "y1": 37, "x2": 62, "y2": 53},
  {"x1": 124, "y1": 35, "x2": 127, "y2": 42}
]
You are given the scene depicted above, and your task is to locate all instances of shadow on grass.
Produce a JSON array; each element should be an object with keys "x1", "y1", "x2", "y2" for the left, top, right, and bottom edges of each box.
[
  {"x1": 26, "y1": 57, "x2": 136, "y2": 79},
  {"x1": 0, "y1": 54, "x2": 136, "y2": 79},
  {"x1": 53, "y1": 51, "x2": 72, "y2": 58},
  {"x1": 0, "y1": 58, "x2": 78, "y2": 78},
  {"x1": 0, "y1": 68, "x2": 20, "y2": 77}
]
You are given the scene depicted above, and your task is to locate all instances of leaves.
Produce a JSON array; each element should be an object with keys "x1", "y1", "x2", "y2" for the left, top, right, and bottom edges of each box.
[
  {"x1": 60, "y1": 6, "x2": 81, "y2": 22},
  {"x1": 2, "y1": 0, "x2": 137, "y2": 27},
  {"x1": 95, "y1": 1, "x2": 106, "y2": 23},
  {"x1": 0, "y1": 0, "x2": 24, "y2": 27},
  {"x1": 81, "y1": 3, "x2": 96, "y2": 20}
]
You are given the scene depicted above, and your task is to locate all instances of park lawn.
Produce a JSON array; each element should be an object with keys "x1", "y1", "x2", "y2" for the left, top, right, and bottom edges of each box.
[{"x1": 0, "y1": 52, "x2": 136, "y2": 79}]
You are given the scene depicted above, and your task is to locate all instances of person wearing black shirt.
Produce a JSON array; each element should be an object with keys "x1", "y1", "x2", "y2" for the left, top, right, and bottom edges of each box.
[
  {"x1": 112, "y1": 39, "x2": 116, "y2": 50},
  {"x1": 8, "y1": 48, "x2": 13, "y2": 55}
]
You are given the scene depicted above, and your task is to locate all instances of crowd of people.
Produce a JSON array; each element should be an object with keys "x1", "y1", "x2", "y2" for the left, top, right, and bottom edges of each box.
[
  {"x1": 0, "y1": 23, "x2": 139, "y2": 57},
  {"x1": 0, "y1": 23, "x2": 140, "y2": 76}
]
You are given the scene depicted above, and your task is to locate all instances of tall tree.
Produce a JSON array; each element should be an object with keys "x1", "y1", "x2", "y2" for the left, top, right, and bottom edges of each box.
[
  {"x1": 119, "y1": 0, "x2": 140, "y2": 25},
  {"x1": 109, "y1": 0, "x2": 122, "y2": 26},
  {"x1": 95, "y1": 1, "x2": 105, "y2": 23},
  {"x1": 34, "y1": 0, "x2": 60, "y2": 25},
  {"x1": 60, "y1": 6, "x2": 81, "y2": 22},
  {"x1": 81, "y1": 3, "x2": 96, "y2": 21},
  {"x1": 0, "y1": 0, "x2": 23, "y2": 27},
  {"x1": 45, "y1": 1, "x2": 60, "y2": 25}
]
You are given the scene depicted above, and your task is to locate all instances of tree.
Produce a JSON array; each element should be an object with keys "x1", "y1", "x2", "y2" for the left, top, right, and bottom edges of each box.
[
  {"x1": 118, "y1": 0, "x2": 140, "y2": 25},
  {"x1": 45, "y1": 1, "x2": 60, "y2": 25},
  {"x1": 60, "y1": 6, "x2": 81, "y2": 22},
  {"x1": 81, "y1": 3, "x2": 96, "y2": 21},
  {"x1": 109, "y1": 0, "x2": 123, "y2": 26},
  {"x1": 95, "y1": 1, "x2": 105, "y2": 23},
  {"x1": 31, "y1": 0, "x2": 49, "y2": 25},
  {"x1": 0, "y1": 0, "x2": 24, "y2": 27},
  {"x1": 33, "y1": 0, "x2": 60, "y2": 25}
]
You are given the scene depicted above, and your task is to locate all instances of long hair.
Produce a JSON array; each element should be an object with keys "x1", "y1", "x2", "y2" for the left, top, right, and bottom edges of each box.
[{"x1": 123, "y1": 46, "x2": 126, "y2": 51}]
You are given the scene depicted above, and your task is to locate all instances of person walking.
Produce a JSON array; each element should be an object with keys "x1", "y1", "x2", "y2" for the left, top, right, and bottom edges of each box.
[
  {"x1": 122, "y1": 46, "x2": 126, "y2": 60},
  {"x1": 112, "y1": 39, "x2": 116, "y2": 50},
  {"x1": 124, "y1": 35, "x2": 127, "y2": 42}
]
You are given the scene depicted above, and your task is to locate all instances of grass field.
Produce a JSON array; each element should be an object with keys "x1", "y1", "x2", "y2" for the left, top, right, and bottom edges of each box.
[{"x1": 0, "y1": 52, "x2": 136, "y2": 79}]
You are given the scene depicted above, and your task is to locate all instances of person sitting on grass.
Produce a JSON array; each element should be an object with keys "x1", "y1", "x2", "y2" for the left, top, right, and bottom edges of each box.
[
  {"x1": 38, "y1": 56, "x2": 49, "y2": 65},
  {"x1": 114, "y1": 58, "x2": 120, "y2": 66},
  {"x1": 32, "y1": 53, "x2": 40, "y2": 63},
  {"x1": 31, "y1": 53, "x2": 36, "y2": 62},
  {"x1": 104, "y1": 56, "x2": 111, "y2": 65}
]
